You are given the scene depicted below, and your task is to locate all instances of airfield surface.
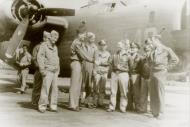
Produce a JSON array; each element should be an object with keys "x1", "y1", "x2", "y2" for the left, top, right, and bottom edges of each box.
[{"x1": 0, "y1": 70, "x2": 189, "y2": 127}]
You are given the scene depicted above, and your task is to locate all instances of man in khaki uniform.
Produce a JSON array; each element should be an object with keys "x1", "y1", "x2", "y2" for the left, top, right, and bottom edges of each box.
[
  {"x1": 107, "y1": 41, "x2": 130, "y2": 113},
  {"x1": 81, "y1": 32, "x2": 97, "y2": 108},
  {"x1": 139, "y1": 39, "x2": 153, "y2": 113},
  {"x1": 149, "y1": 35, "x2": 179, "y2": 119},
  {"x1": 69, "y1": 33, "x2": 93, "y2": 111},
  {"x1": 37, "y1": 30, "x2": 60, "y2": 113},
  {"x1": 93, "y1": 40, "x2": 111, "y2": 108},
  {"x1": 17, "y1": 45, "x2": 32, "y2": 94},
  {"x1": 31, "y1": 31, "x2": 50, "y2": 106},
  {"x1": 128, "y1": 42, "x2": 142, "y2": 112}
]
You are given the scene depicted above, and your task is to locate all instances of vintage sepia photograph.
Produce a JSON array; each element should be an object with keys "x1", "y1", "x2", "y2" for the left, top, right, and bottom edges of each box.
[{"x1": 0, "y1": 0, "x2": 189, "y2": 127}]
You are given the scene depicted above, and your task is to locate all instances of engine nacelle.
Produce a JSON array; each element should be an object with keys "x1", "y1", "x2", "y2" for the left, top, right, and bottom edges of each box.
[{"x1": 0, "y1": 0, "x2": 47, "y2": 29}]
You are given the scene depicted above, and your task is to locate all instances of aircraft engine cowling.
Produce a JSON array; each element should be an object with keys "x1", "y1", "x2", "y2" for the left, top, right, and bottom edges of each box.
[{"x1": 1, "y1": 0, "x2": 47, "y2": 30}]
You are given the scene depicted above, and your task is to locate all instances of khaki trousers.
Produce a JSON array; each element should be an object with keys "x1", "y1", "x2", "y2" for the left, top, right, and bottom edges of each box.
[
  {"x1": 69, "y1": 61, "x2": 82, "y2": 108},
  {"x1": 38, "y1": 71, "x2": 58, "y2": 110},
  {"x1": 32, "y1": 70, "x2": 42, "y2": 105},
  {"x1": 109, "y1": 72, "x2": 129, "y2": 111},
  {"x1": 150, "y1": 70, "x2": 167, "y2": 116},
  {"x1": 18, "y1": 68, "x2": 29, "y2": 92},
  {"x1": 130, "y1": 74, "x2": 141, "y2": 111},
  {"x1": 93, "y1": 73, "x2": 107, "y2": 106},
  {"x1": 139, "y1": 78, "x2": 150, "y2": 112}
]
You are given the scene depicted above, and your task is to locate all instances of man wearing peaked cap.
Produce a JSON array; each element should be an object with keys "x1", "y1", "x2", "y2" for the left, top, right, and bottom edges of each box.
[
  {"x1": 93, "y1": 40, "x2": 111, "y2": 108},
  {"x1": 127, "y1": 42, "x2": 142, "y2": 112}
]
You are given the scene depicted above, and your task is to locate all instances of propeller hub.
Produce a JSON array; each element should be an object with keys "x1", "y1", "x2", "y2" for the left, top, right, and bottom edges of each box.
[{"x1": 11, "y1": 0, "x2": 45, "y2": 25}]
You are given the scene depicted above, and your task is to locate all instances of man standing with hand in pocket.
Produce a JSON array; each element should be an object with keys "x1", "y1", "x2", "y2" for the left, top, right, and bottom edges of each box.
[{"x1": 37, "y1": 30, "x2": 60, "y2": 113}]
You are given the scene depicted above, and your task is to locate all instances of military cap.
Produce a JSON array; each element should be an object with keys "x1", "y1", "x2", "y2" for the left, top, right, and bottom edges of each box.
[
  {"x1": 86, "y1": 32, "x2": 95, "y2": 39},
  {"x1": 98, "y1": 40, "x2": 107, "y2": 46},
  {"x1": 130, "y1": 42, "x2": 140, "y2": 49}
]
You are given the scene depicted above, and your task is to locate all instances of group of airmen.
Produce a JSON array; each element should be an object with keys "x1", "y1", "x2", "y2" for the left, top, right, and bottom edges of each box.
[{"x1": 15, "y1": 26, "x2": 179, "y2": 119}]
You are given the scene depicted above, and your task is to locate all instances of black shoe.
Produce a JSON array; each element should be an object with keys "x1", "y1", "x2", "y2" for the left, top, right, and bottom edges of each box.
[
  {"x1": 88, "y1": 105, "x2": 94, "y2": 109},
  {"x1": 86, "y1": 104, "x2": 96, "y2": 109},
  {"x1": 97, "y1": 104, "x2": 106, "y2": 109}
]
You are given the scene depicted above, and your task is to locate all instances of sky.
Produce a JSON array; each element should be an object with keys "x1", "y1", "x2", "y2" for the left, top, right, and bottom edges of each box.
[{"x1": 40, "y1": 0, "x2": 88, "y2": 9}]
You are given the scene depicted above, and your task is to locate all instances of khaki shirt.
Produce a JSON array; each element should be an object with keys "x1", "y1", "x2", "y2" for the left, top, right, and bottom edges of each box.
[
  {"x1": 19, "y1": 52, "x2": 32, "y2": 67},
  {"x1": 82, "y1": 43, "x2": 97, "y2": 73},
  {"x1": 94, "y1": 50, "x2": 111, "y2": 75},
  {"x1": 150, "y1": 47, "x2": 179, "y2": 71},
  {"x1": 37, "y1": 41, "x2": 60, "y2": 73},
  {"x1": 70, "y1": 39, "x2": 93, "y2": 62},
  {"x1": 112, "y1": 51, "x2": 130, "y2": 73},
  {"x1": 70, "y1": 38, "x2": 83, "y2": 61}
]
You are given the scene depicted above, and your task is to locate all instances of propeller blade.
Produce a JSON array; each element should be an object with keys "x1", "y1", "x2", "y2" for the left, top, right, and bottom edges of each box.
[
  {"x1": 38, "y1": 8, "x2": 75, "y2": 16},
  {"x1": 5, "y1": 17, "x2": 29, "y2": 58}
]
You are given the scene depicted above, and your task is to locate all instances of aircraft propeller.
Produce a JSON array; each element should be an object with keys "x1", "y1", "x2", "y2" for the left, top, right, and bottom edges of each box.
[{"x1": 5, "y1": 0, "x2": 75, "y2": 59}]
